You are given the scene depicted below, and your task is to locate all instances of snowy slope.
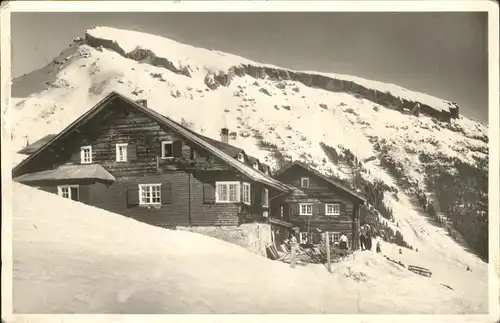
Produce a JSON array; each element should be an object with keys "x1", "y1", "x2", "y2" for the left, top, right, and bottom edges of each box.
[
  {"x1": 9, "y1": 26, "x2": 491, "y2": 314},
  {"x1": 11, "y1": 183, "x2": 487, "y2": 314}
]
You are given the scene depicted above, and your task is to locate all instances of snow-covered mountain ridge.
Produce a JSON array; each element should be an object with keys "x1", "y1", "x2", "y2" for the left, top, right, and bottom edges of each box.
[{"x1": 11, "y1": 26, "x2": 488, "y2": 261}]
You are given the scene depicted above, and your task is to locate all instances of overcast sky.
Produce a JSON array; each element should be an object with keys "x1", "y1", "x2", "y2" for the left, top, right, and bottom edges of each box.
[{"x1": 11, "y1": 12, "x2": 489, "y2": 123}]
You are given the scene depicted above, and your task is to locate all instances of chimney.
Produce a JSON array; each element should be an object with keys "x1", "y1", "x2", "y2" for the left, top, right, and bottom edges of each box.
[
  {"x1": 220, "y1": 128, "x2": 229, "y2": 144},
  {"x1": 135, "y1": 99, "x2": 147, "y2": 107}
]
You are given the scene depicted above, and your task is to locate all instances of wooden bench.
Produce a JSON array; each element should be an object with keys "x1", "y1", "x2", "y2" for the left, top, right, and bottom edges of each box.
[{"x1": 408, "y1": 265, "x2": 432, "y2": 277}]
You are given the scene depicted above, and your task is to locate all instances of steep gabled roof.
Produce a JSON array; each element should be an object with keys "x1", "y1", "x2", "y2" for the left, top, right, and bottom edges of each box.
[
  {"x1": 12, "y1": 91, "x2": 291, "y2": 193},
  {"x1": 17, "y1": 134, "x2": 57, "y2": 155},
  {"x1": 162, "y1": 116, "x2": 272, "y2": 175},
  {"x1": 273, "y1": 160, "x2": 366, "y2": 203}
]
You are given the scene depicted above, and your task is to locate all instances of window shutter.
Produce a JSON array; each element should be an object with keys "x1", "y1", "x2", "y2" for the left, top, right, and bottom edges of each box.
[
  {"x1": 319, "y1": 202, "x2": 326, "y2": 216},
  {"x1": 340, "y1": 203, "x2": 346, "y2": 216},
  {"x1": 261, "y1": 189, "x2": 268, "y2": 207},
  {"x1": 290, "y1": 203, "x2": 299, "y2": 216},
  {"x1": 70, "y1": 149, "x2": 81, "y2": 164},
  {"x1": 253, "y1": 187, "x2": 262, "y2": 206},
  {"x1": 203, "y1": 183, "x2": 216, "y2": 204},
  {"x1": 173, "y1": 140, "x2": 182, "y2": 158},
  {"x1": 128, "y1": 143, "x2": 138, "y2": 161},
  {"x1": 313, "y1": 203, "x2": 320, "y2": 216},
  {"x1": 161, "y1": 183, "x2": 172, "y2": 204},
  {"x1": 79, "y1": 185, "x2": 91, "y2": 204},
  {"x1": 127, "y1": 186, "x2": 140, "y2": 207}
]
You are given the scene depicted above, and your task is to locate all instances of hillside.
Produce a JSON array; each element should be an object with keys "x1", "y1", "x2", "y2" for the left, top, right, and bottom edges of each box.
[
  {"x1": 11, "y1": 183, "x2": 488, "y2": 314},
  {"x1": 9, "y1": 25, "x2": 489, "y2": 288}
]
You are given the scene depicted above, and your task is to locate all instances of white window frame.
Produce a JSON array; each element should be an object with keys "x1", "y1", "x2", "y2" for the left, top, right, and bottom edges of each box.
[
  {"x1": 325, "y1": 203, "x2": 341, "y2": 216},
  {"x1": 262, "y1": 188, "x2": 269, "y2": 207},
  {"x1": 328, "y1": 232, "x2": 340, "y2": 245},
  {"x1": 161, "y1": 141, "x2": 174, "y2": 159},
  {"x1": 242, "y1": 182, "x2": 251, "y2": 205},
  {"x1": 299, "y1": 232, "x2": 308, "y2": 244},
  {"x1": 299, "y1": 203, "x2": 313, "y2": 216},
  {"x1": 237, "y1": 153, "x2": 245, "y2": 163},
  {"x1": 139, "y1": 183, "x2": 162, "y2": 205},
  {"x1": 215, "y1": 181, "x2": 241, "y2": 203},
  {"x1": 116, "y1": 143, "x2": 128, "y2": 162},
  {"x1": 80, "y1": 146, "x2": 92, "y2": 164},
  {"x1": 280, "y1": 206, "x2": 284, "y2": 217},
  {"x1": 301, "y1": 177, "x2": 310, "y2": 188},
  {"x1": 57, "y1": 185, "x2": 79, "y2": 201},
  {"x1": 253, "y1": 162, "x2": 259, "y2": 170}
]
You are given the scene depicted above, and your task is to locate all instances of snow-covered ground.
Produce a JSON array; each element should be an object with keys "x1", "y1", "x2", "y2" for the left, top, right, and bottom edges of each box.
[
  {"x1": 9, "y1": 183, "x2": 489, "y2": 315},
  {"x1": 10, "y1": 27, "x2": 487, "y2": 190},
  {"x1": 6, "y1": 26, "x2": 495, "y2": 318}
]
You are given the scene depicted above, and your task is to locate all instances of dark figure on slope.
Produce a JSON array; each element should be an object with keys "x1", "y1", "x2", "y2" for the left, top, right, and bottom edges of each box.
[
  {"x1": 359, "y1": 226, "x2": 366, "y2": 250},
  {"x1": 339, "y1": 232, "x2": 349, "y2": 250},
  {"x1": 365, "y1": 224, "x2": 373, "y2": 251}
]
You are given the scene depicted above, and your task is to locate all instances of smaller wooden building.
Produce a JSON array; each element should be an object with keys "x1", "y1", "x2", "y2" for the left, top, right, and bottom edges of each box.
[{"x1": 270, "y1": 161, "x2": 366, "y2": 250}]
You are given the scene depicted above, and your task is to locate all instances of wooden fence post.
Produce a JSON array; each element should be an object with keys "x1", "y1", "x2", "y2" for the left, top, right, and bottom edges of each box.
[{"x1": 325, "y1": 232, "x2": 331, "y2": 273}]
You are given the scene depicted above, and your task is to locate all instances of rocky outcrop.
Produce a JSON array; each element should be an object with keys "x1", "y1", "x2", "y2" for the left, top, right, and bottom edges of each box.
[
  {"x1": 235, "y1": 64, "x2": 459, "y2": 122},
  {"x1": 84, "y1": 31, "x2": 459, "y2": 122},
  {"x1": 85, "y1": 32, "x2": 191, "y2": 78}
]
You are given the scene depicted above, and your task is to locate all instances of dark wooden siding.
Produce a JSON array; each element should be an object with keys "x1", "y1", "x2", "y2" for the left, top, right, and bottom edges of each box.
[
  {"x1": 89, "y1": 172, "x2": 191, "y2": 226},
  {"x1": 190, "y1": 171, "x2": 240, "y2": 226},
  {"x1": 16, "y1": 98, "x2": 281, "y2": 229},
  {"x1": 275, "y1": 164, "x2": 362, "y2": 248},
  {"x1": 13, "y1": 100, "x2": 230, "y2": 178},
  {"x1": 27, "y1": 170, "x2": 249, "y2": 227},
  {"x1": 35, "y1": 182, "x2": 93, "y2": 205}
]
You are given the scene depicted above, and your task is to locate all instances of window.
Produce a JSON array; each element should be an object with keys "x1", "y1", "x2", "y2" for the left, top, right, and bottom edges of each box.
[
  {"x1": 58, "y1": 185, "x2": 79, "y2": 201},
  {"x1": 216, "y1": 182, "x2": 240, "y2": 203},
  {"x1": 253, "y1": 162, "x2": 259, "y2": 170},
  {"x1": 299, "y1": 232, "x2": 309, "y2": 244},
  {"x1": 301, "y1": 177, "x2": 310, "y2": 188},
  {"x1": 242, "y1": 183, "x2": 251, "y2": 205},
  {"x1": 280, "y1": 206, "x2": 284, "y2": 217},
  {"x1": 161, "y1": 141, "x2": 174, "y2": 159},
  {"x1": 80, "y1": 146, "x2": 92, "y2": 164},
  {"x1": 325, "y1": 203, "x2": 340, "y2": 216},
  {"x1": 237, "y1": 153, "x2": 245, "y2": 163},
  {"x1": 262, "y1": 188, "x2": 269, "y2": 207},
  {"x1": 116, "y1": 143, "x2": 128, "y2": 162},
  {"x1": 328, "y1": 232, "x2": 340, "y2": 244},
  {"x1": 139, "y1": 184, "x2": 162, "y2": 205},
  {"x1": 299, "y1": 203, "x2": 313, "y2": 216}
]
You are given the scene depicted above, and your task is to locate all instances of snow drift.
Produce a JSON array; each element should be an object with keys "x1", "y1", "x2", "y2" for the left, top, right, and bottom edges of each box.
[{"x1": 11, "y1": 183, "x2": 487, "y2": 314}]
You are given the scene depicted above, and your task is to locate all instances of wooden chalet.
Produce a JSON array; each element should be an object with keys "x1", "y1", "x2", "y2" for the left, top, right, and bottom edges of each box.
[
  {"x1": 13, "y1": 91, "x2": 292, "y2": 228},
  {"x1": 270, "y1": 161, "x2": 366, "y2": 250}
]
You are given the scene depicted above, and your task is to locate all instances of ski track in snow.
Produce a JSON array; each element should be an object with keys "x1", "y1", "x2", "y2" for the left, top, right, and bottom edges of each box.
[{"x1": 9, "y1": 27, "x2": 489, "y2": 315}]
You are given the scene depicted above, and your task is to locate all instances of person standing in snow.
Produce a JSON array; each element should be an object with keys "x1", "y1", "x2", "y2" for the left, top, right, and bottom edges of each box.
[
  {"x1": 376, "y1": 240, "x2": 381, "y2": 253},
  {"x1": 339, "y1": 233, "x2": 349, "y2": 250},
  {"x1": 359, "y1": 225, "x2": 366, "y2": 250},
  {"x1": 289, "y1": 234, "x2": 299, "y2": 268},
  {"x1": 365, "y1": 224, "x2": 373, "y2": 251}
]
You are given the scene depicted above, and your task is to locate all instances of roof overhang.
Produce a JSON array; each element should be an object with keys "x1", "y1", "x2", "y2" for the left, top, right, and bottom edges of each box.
[
  {"x1": 269, "y1": 217, "x2": 295, "y2": 228},
  {"x1": 14, "y1": 164, "x2": 115, "y2": 185}
]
